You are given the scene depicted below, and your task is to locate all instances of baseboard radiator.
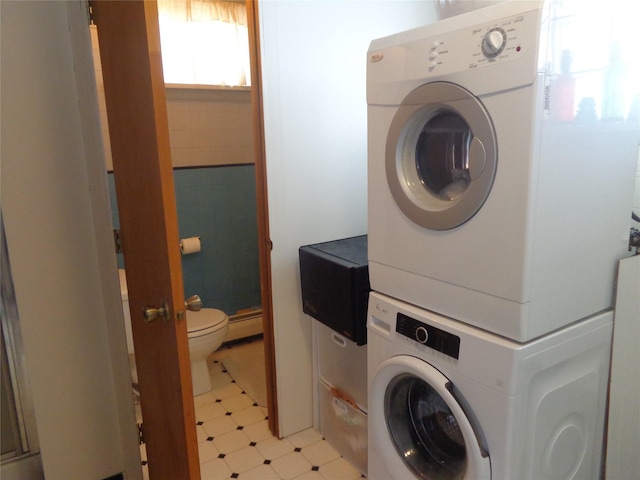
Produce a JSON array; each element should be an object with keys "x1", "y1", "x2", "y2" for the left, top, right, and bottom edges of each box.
[{"x1": 226, "y1": 308, "x2": 263, "y2": 342}]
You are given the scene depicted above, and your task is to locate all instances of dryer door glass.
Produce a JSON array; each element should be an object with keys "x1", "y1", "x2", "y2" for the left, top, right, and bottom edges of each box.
[
  {"x1": 415, "y1": 111, "x2": 472, "y2": 202},
  {"x1": 385, "y1": 373, "x2": 467, "y2": 480}
]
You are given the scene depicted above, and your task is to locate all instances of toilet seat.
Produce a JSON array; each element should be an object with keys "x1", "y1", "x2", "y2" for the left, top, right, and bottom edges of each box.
[{"x1": 187, "y1": 308, "x2": 228, "y2": 339}]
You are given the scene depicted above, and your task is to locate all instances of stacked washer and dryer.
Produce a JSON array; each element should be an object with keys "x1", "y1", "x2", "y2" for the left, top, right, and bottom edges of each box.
[{"x1": 366, "y1": 1, "x2": 639, "y2": 479}]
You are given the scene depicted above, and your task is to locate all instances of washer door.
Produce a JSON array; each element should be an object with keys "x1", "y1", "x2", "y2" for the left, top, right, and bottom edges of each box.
[
  {"x1": 370, "y1": 355, "x2": 491, "y2": 480},
  {"x1": 386, "y1": 82, "x2": 497, "y2": 230}
]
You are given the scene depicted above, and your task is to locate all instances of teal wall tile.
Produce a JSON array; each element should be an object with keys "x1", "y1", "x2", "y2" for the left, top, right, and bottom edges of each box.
[{"x1": 108, "y1": 165, "x2": 261, "y2": 315}]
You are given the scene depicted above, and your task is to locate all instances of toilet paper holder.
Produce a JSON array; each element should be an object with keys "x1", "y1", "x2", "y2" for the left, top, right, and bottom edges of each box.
[{"x1": 179, "y1": 236, "x2": 201, "y2": 255}]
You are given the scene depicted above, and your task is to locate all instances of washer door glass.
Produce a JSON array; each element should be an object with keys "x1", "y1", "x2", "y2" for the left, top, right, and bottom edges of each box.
[
  {"x1": 385, "y1": 373, "x2": 467, "y2": 480},
  {"x1": 386, "y1": 82, "x2": 497, "y2": 230}
]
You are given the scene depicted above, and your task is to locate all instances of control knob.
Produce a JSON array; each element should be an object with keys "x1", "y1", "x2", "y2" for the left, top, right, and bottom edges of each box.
[
  {"x1": 482, "y1": 28, "x2": 506, "y2": 58},
  {"x1": 415, "y1": 326, "x2": 429, "y2": 344}
]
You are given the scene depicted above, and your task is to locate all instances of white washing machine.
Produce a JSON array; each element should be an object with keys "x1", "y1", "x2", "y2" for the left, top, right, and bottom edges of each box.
[
  {"x1": 367, "y1": 291, "x2": 612, "y2": 480},
  {"x1": 367, "y1": 0, "x2": 640, "y2": 341}
]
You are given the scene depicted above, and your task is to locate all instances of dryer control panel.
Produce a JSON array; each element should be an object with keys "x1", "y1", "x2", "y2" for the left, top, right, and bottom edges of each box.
[
  {"x1": 396, "y1": 312, "x2": 460, "y2": 360},
  {"x1": 370, "y1": 6, "x2": 543, "y2": 89},
  {"x1": 424, "y1": 10, "x2": 537, "y2": 75}
]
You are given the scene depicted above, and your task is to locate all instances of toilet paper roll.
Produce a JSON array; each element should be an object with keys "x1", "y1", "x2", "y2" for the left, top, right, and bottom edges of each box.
[{"x1": 180, "y1": 237, "x2": 201, "y2": 255}]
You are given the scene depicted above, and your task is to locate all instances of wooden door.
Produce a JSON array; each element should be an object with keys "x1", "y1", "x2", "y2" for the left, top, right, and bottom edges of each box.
[
  {"x1": 91, "y1": 2, "x2": 200, "y2": 478},
  {"x1": 246, "y1": 0, "x2": 279, "y2": 437}
]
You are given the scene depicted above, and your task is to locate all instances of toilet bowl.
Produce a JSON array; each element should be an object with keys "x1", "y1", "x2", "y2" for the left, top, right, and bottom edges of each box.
[
  {"x1": 118, "y1": 269, "x2": 229, "y2": 396},
  {"x1": 186, "y1": 308, "x2": 228, "y2": 395}
]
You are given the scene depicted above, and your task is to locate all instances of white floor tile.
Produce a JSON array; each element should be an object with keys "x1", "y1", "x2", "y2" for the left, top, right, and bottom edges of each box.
[
  {"x1": 197, "y1": 440, "x2": 220, "y2": 464},
  {"x1": 241, "y1": 463, "x2": 282, "y2": 480},
  {"x1": 194, "y1": 392, "x2": 217, "y2": 408},
  {"x1": 212, "y1": 429, "x2": 251, "y2": 454},
  {"x1": 212, "y1": 381, "x2": 243, "y2": 400},
  {"x1": 202, "y1": 414, "x2": 238, "y2": 438},
  {"x1": 221, "y1": 392, "x2": 254, "y2": 412},
  {"x1": 293, "y1": 471, "x2": 325, "y2": 480},
  {"x1": 224, "y1": 444, "x2": 266, "y2": 473},
  {"x1": 199, "y1": 457, "x2": 232, "y2": 480},
  {"x1": 196, "y1": 424, "x2": 209, "y2": 443},
  {"x1": 256, "y1": 436, "x2": 295, "y2": 461},
  {"x1": 271, "y1": 451, "x2": 313, "y2": 480},
  {"x1": 211, "y1": 374, "x2": 234, "y2": 390},
  {"x1": 243, "y1": 420, "x2": 274, "y2": 443},
  {"x1": 232, "y1": 405, "x2": 266, "y2": 426},
  {"x1": 287, "y1": 428, "x2": 324, "y2": 448},
  {"x1": 196, "y1": 401, "x2": 227, "y2": 422},
  {"x1": 319, "y1": 458, "x2": 362, "y2": 480},
  {"x1": 301, "y1": 439, "x2": 341, "y2": 466}
]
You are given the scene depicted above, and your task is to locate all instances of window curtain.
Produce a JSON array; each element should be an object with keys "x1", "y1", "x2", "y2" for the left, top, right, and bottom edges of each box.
[{"x1": 157, "y1": 0, "x2": 250, "y2": 86}]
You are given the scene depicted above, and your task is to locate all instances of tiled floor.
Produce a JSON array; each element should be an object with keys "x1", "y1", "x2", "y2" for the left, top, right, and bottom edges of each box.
[{"x1": 140, "y1": 343, "x2": 364, "y2": 479}]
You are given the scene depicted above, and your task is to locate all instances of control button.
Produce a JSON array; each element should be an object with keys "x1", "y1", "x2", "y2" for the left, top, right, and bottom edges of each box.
[
  {"x1": 415, "y1": 326, "x2": 429, "y2": 344},
  {"x1": 482, "y1": 28, "x2": 506, "y2": 58}
]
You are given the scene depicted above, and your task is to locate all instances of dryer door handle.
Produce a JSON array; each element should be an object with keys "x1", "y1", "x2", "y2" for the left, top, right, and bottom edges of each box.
[{"x1": 468, "y1": 137, "x2": 487, "y2": 180}]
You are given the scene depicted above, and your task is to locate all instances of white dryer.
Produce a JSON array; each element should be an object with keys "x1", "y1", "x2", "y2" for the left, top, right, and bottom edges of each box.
[
  {"x1": 367, "y1": 291, "x2": 613, "y2": 480},
  {"x1": 367, "y1": 0, "x2": 640, "y2": 341}
]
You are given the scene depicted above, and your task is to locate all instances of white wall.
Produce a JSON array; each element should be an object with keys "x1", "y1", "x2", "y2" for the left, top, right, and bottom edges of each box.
[
  {"x1": 1, "y1": 1, "x2": 139, "y2": 478},
  {"x1": 258, "y1": 0, "x2": 437, "y2": 436}
]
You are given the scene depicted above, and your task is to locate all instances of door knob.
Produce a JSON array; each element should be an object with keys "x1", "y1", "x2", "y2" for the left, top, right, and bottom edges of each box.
[
  {"x1": 143, "y1": 300, "x2": 170, "y2": 323},
  {"x1": 144, "y1": 295, "x2": 201, "y2": 323},
  {"x1": 185, "y1": 295, "x2": 202, "y2": 312}
]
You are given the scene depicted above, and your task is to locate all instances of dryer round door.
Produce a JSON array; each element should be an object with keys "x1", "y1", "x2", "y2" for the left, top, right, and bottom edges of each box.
[
  {"x1": 370, "y1": 355, "x2": 491, "y2": 480},
  {"x1": 386, "y1": 82, "x2": 497, "y2": 230}
]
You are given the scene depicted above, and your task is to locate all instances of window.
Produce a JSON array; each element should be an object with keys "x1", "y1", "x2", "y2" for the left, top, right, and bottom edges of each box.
[{"x1": 157, "y1": 0, "x2": 250, "y2": 87}]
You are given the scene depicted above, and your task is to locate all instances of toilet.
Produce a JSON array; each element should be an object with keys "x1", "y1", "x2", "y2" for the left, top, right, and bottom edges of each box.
[
  {"x1": 118, "y1": 269, "x2": 229, "y2": 396},
  {"x1": 186, "y1": 308, "x2": 228, "y2": 395}
]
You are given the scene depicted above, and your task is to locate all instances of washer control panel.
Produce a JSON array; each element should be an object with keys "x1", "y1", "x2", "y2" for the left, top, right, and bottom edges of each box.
[{"x1": 396, "y1": 312, "x2": 460, "y2": 360}]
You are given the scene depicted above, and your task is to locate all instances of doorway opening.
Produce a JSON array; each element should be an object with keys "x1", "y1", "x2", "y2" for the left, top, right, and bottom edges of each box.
[{"x1": 89, "y1": 0, "x2": 277, "y2": 453}]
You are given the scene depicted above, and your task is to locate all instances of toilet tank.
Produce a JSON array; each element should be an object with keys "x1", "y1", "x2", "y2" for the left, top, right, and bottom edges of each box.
[{"x1": 118, "y1": 269, "x2": 135, "y2": 354}]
